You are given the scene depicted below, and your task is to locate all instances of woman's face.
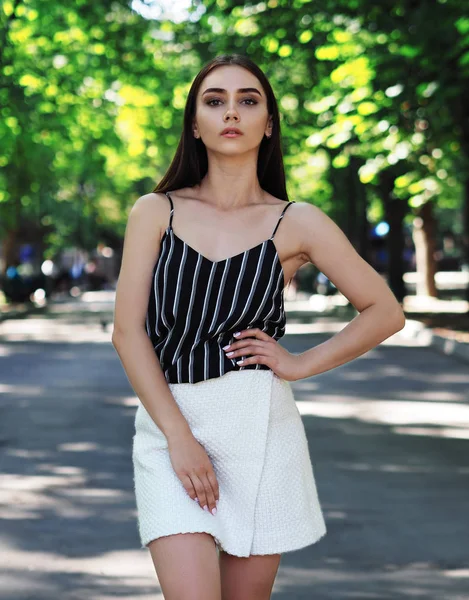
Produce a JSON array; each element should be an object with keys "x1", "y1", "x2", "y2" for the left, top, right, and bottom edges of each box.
[{"x1": 193, "y1": 65, "x2": 272, "y2": 154}]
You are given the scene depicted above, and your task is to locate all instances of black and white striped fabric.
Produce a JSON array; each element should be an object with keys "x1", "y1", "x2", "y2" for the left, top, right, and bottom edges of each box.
[{"x1": 145, "y1": 192, "x2": 294, "y2": 384}]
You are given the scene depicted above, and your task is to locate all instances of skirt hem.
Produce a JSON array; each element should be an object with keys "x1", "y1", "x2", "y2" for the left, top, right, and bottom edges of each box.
[
  {"x1": 140, "y1": 525, "x2": 327, "y2": 558},
  {"x1": 247, "y1": 527, "x2": 327, "y2": 557}
]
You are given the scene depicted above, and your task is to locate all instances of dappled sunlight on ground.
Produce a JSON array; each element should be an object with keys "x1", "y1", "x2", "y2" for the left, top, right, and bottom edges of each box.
[{"x1": 296, "y1": 399, "x2": 469, "y2": 440}]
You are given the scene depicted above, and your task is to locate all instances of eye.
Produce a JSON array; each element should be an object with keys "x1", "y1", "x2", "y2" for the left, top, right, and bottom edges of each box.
[{"x1": 205, "y1": 98, "x2": 258, "y2": 106}]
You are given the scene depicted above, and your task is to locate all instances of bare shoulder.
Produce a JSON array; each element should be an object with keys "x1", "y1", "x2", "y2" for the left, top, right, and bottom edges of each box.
[
  {"x1": 129, "y1": 191, "x2": 171, "y2": 236},
  {"x1": 112, "y1": 192, "x2": 171, "y2": 334},
  {"x1": 293, "y1": 199, "x2": 370, "y2": 269},
  {"x1": 271, "y1": 200, "x2": 318, "y2": 263},
  {"x1": 164, "y1": 186, "x2": 196, "y2": 202},
  {"x1": 291, "y1": 201, "x2": 345, "y2": 263}
]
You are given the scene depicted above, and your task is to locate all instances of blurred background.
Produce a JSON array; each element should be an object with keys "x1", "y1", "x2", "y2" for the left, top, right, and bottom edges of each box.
[
  {"x1": 1, "y1": 0, "x2": 469, "y2": 329},
  {"x1": 1, "y1": 1, "x2": 469, "y2": 599}
]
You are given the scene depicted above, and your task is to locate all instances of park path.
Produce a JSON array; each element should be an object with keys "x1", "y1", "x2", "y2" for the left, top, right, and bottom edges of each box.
[{"x1": 1, "y1": 294, "x2": 468, "y2": 599}]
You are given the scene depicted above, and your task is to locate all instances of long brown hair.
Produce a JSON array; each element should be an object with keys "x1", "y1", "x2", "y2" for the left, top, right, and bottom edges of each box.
[{"x1": 152, "y1": 54, "x2": 289, "y2": 201}]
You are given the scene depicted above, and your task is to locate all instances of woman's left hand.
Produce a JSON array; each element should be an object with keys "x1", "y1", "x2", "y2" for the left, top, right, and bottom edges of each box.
[{"x1": 222, "y1": 328, "x2": 305, "y2": 382}]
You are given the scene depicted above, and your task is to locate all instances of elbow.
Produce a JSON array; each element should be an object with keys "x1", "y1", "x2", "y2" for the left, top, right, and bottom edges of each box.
[
  {"x1": 392, "y1": 304, "x2": 406, "y2": 333},
  {"x1": 111, "y1": 324, "x2": 145, "y2": 346},
  {"x1": 111, "y1": 325, "x2": 125, "y2": 347}
]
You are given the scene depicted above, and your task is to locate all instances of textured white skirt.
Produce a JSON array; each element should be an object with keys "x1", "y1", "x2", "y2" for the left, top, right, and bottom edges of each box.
[{"x1": 132, "y1": 369, "x2": 327, "y2": 557}]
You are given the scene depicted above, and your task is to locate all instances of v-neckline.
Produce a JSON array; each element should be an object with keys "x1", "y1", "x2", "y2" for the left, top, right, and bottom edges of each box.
[{"x1": 164, "y1": 227, "x2": 286, "y2": 289}]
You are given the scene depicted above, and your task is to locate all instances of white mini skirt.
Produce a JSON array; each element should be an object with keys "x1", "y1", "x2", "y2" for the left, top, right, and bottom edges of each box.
[{"x1": 132, "y1": 369, "x2": 327, "y2": 557}]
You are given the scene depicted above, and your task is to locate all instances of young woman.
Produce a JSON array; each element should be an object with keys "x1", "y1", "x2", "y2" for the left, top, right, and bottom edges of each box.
[{"x1": 112, "y1": 54, "x2": 405, "y2": 599}]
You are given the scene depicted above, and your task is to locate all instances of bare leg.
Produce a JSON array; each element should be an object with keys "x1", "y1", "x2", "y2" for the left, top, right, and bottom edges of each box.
[
  {"x1": 148, "y1": 532, "x2": 221, "y2": 600},
  {"x1": 219, "y1": 549, "x2": 281, "y2": 600}
]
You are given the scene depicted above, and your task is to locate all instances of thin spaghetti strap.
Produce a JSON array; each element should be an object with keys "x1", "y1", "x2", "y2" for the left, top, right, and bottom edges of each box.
[
  {"x1": 269, "y1": 201, "x2": 295, "y2": 240},
  {"x1": 164, "y1": 191, "x2": 174, "y2": 229}
]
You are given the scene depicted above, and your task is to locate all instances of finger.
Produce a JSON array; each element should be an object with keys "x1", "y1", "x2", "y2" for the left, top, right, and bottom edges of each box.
[
  {"x1": 234, "y1": 328, "x2": 273, "y2": 342},
  {"x1": 236, "y1": 353, "x2": 272, "y2": 367},
  {"x1": 200, "y1": 473, "x2": 217, "y2": 514},
  {"x1": 226, "y1": 340, "x2": 272, "y2": 356},
  {"x1": 190, "y1": 472, "x2": 208, "y2": 511},
  {"x1": 206, "y1": 470, "x2": 220, "y2": 504},
  {"x1": 180, "y1": 474, "x2": 199, "y2": 502},
  {"x1": 228, "y1": 342, "x2": 272, "y2": 358}
]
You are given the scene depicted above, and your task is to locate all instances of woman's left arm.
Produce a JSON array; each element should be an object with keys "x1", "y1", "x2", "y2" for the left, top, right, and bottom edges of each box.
[{"x1": 294, "y1": 202, "x2": 406, "y2": 379}]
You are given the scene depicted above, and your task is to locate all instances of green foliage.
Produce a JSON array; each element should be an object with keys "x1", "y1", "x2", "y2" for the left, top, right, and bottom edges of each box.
[{"x1": 0, "y1": 0, "x2": 467, "y2": 260}]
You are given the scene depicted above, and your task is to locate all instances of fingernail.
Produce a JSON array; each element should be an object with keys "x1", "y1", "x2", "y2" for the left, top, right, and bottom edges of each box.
[
  {"x1": 226, "y1": 351, "x2": 234, "y2": 356},
  {"x1": 222, "y1": 345, "x2": 230, "y2": 350},
  {"x1": 194, "y1": 498, "x2": 199, "y2": 503},
  {"x1": 236, "y1": 360, "x2": 243, "y2": 365},
  {"x1": 233, "y1": 332, "x2": 241, "y2": 337},
  {"x1": 203, "y1": 505, "x2": 208, "y2": 511},
  {"x1": 211, "y1": 507, "x2": 217, "y2": 516}
]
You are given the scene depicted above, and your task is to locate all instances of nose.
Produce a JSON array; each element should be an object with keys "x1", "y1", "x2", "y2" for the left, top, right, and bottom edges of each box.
[{"x1": 224, "y1": 105, "x2": 239, "y2": 121}]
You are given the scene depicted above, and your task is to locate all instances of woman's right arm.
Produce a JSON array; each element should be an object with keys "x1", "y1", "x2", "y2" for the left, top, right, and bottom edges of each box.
[
  {"x1": 111, "y1": 193, "x2": 219, "y2": 514},
  {"x1": 111, "y1": 193, "x2": 191, "y2": 441}
]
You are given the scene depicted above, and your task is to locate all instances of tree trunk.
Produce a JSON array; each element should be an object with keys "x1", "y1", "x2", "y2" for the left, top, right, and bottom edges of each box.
[
  {"x1": 327, "y1": 149, "x2": 347, "y2": 231},
  {"x1": 463, "y1": 175, "x2": 469, "y2": 302},
  {"x1": 1, "y1": 228, "x2": 19, "y2": 275},
  {"x1": 412, "y1": 201, "x2": 438, "y2": 297},
  {"x1": 456, "y1": 84, "x2": 469, "y2": 305},
  {"x1": 380, "y1": 171, "x2": 408, "y2": 302},
  {"x1": 349, "y1": 157, "x2": 369, "y2": 262},
  {"x1": 346, "y1": 160, "x2": 357, "y2": 248}
]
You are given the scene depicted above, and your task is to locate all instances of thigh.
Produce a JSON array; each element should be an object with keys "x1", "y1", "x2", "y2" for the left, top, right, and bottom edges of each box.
[
  {"x1": 218, "y1": 549, "x2": 282, "y2": 600},
  {"x1": 148, "y1": 532, "x2": 221, "y2": 600}
]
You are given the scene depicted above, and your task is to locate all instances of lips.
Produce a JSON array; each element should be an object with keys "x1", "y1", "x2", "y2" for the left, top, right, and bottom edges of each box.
[{"x1": 221, "y1": 128, "x2": 243, "y2": 135}]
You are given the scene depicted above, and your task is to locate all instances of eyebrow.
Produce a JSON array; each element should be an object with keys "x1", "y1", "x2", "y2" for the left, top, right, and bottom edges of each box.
[{"x1": 202, "y1": 87, "x2": 262, "y2": 97}]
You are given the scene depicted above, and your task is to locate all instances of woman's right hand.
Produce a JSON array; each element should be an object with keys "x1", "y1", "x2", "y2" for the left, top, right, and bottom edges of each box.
[{"x1": 167, "y1": 433, "x2": 219, "y2": 516}]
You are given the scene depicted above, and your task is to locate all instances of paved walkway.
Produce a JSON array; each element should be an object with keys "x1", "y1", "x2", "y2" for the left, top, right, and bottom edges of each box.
[{"x1": 1, "y1": 295, "x2": 468, "y2": 599}]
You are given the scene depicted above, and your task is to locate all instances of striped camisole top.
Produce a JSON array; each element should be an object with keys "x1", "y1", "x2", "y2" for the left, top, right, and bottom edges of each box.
[{"x1": 145, "y1": 192, "x2": 295, "y2": 384}]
